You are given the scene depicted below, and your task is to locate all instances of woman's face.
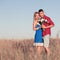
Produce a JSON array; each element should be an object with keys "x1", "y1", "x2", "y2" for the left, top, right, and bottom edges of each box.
[{"x1": 35, "y1": 14, "x2": 39, "y2": 20}]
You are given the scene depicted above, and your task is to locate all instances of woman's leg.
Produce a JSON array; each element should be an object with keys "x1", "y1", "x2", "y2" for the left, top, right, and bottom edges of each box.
[{"x1": 37, "y1": 46, "x2": 43, "y2": 55}]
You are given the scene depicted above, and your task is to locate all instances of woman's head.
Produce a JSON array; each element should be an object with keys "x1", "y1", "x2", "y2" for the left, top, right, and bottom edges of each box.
[{"x1": 34, "y1": 12, "x2": 39, "y2": 20}]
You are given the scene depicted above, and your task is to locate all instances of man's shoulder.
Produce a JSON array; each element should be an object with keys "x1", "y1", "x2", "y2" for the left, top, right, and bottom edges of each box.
[
  {"x1": 44, "y1": 15, "x2": 50, "y2": 19},
  {"x1": 44, "y1": 15, "x2": 51, "y2": 21}
]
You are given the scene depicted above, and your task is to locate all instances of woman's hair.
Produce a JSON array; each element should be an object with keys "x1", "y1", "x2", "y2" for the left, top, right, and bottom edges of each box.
[{"x1": 34, "y1": 12, "x2": 39, "y2": 20}]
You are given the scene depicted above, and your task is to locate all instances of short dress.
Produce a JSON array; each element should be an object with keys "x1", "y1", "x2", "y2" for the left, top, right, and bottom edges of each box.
[{"x1": 33, "y1": 23, "x2": 44, "y2": 46}]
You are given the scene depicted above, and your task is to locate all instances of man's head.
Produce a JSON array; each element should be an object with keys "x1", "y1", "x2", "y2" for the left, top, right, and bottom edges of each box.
[{"x1": 38, "y1": 9, "x2": 45, "y2": 17}]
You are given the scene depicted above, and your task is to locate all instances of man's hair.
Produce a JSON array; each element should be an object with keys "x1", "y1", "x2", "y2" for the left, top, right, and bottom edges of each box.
[{"x1": 38, "y1": 9, "x2": 44, "y2": 12}]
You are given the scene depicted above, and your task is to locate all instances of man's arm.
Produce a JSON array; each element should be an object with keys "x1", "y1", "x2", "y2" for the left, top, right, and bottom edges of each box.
[
  {"x1": 45, "y1": 17, "x2": 55, "y2": 28},
  {"x1": 45, "y1": 25, "x2": 54, "y2": 28}
]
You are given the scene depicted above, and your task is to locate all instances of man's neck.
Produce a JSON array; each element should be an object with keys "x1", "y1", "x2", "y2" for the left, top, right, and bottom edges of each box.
[{"x1": 42, "y1": 15, "x2": 45, "y2": 18}]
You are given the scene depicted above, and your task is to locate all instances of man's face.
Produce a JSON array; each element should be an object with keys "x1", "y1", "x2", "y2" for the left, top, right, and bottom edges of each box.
[{"x1": 39, "y1": 11, "x2": 44, "y2": 17}]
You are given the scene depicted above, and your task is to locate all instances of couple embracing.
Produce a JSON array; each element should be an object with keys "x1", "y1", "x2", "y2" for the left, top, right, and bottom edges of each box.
[{"x1": 33, "y1": 9, "x2": 54, "y2": 55}]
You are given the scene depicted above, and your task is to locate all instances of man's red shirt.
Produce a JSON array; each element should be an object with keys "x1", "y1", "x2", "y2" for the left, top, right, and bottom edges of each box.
[{"x1": 42, "y1": 15, "x2": 54, "y2": 36}]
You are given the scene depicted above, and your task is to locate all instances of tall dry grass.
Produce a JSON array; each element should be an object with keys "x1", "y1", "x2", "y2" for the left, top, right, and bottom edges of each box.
[{"x1": 0, "y1": 38, "x2": 60, "y2": 60}]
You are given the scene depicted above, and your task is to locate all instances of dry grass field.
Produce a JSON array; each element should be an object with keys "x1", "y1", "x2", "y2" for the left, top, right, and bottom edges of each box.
[{"x1": 0, "y1": 38, "x2": 60, "y2": 60}]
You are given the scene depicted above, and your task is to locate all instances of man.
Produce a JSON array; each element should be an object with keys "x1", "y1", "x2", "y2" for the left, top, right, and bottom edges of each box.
[{"x1": 38, "y1": 9, "x2": 54, "y2": 55}]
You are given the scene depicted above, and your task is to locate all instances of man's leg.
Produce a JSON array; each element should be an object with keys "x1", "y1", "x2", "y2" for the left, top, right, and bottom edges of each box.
[
  {"x1": 45, "y1": 47, "x2": 50, "y2": 55},
  {"x1": 43, "y1": 35, "x2": 50, "y2": 55}
]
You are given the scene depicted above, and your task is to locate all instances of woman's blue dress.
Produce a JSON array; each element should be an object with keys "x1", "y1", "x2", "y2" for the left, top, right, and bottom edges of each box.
[{"x1": 34, "y1": 23, "x2": 43, "y2": 43}]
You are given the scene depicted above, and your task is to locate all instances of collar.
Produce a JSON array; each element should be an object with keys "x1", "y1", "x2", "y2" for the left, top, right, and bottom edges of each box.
[{"x1": 43, "y1": 15, "x2": 47, "y2": 19}]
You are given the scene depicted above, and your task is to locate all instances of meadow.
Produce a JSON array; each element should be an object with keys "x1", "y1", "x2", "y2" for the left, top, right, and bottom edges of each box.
[{"x1": 0, "y1": 38, "x2": 60, "y2": 60}]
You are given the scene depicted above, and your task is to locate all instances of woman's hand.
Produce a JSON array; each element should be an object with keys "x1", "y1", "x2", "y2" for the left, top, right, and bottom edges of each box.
[{"x1": 37, "y1": 27, "x2": 40, "y2": 30}]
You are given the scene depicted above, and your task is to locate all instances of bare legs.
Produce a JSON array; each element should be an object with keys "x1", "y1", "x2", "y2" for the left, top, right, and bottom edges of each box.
[
  {"x1": 36, "y1": 46, "x2": 43, "y2": 55},
  {"x1": 36, "y1": 46, "x2": 50, "y2": 55},
  {"x1": 45, "y1": 47, "x2": 50, "y2": 56}
]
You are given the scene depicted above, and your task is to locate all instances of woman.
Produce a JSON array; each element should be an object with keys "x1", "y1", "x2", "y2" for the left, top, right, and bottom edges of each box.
[{"x1": 33, "y1": 12, "x2": 44, "y2": 54}]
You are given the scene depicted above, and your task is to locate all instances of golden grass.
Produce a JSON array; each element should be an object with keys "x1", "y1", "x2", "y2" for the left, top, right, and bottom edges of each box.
[{"x1": 0, "y1": 38, "x2": 60, "y2": 60}]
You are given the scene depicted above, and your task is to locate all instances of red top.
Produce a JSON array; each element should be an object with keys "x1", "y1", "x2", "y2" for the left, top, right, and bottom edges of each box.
[{"x1": 42, "y1": 15, "x2": 54, "y2": 36}]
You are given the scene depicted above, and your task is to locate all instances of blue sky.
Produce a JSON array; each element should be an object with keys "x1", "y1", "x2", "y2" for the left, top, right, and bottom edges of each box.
[{"x1": 0, "y1": 0, "x2": 60, "y2": 39}]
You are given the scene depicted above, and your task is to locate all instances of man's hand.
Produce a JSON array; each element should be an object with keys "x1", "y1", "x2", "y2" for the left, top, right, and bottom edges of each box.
[
  {"x1": 42, "y1": 25, "x2": 46, "y2": 28},
  {"x1": 42, "y1": 25, "x2": 54, "y2": 29}
]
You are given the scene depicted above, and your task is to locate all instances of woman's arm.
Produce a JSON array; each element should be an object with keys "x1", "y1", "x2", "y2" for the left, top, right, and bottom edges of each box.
[{"x1": 33, "y1": 21, "x2": 39, "y2": 31}]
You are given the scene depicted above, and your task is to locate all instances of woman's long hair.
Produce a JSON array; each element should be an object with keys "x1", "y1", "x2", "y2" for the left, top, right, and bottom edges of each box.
[{"x1": 33, "y1": 12, "x2": 39, "y2": 21}]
